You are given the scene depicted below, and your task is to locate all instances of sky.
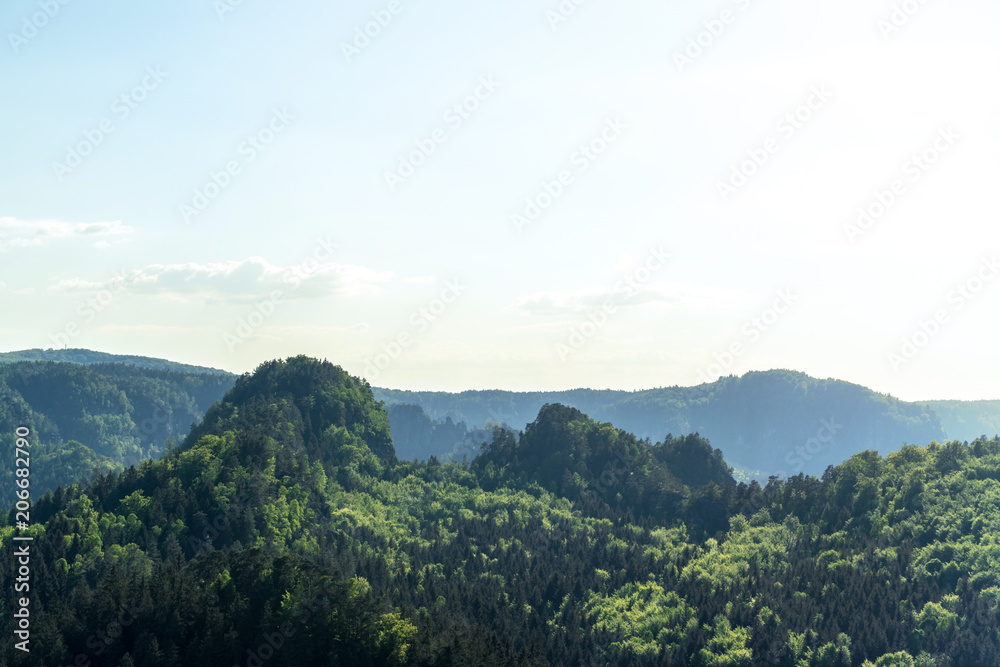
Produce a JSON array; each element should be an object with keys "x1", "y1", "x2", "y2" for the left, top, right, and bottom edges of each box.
[{"x1": 1, "y1": 0, "x2": 998, "y2": 400}]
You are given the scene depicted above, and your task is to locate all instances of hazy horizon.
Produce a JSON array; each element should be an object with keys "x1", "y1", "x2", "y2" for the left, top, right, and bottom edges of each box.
[
  {"x1": 3, "y1": 0, "x2": 999, "y2": 401},
  {"x1": 3, "y1": 346, "x2": 998, "y2": 404}
]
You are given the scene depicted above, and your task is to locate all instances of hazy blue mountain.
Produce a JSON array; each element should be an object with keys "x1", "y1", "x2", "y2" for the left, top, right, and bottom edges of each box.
[
  {"x1": 4, "y1": 348, "x2": 997, "y2": 480},
  {"x1": 0, "y1": 347, "x2": 234, "y2": 376},
  {"x1": 922, "y1": 399, "x2": 1000, "y2": 443},
  {"x1": 384, "y1": 403, "x2": 501, "y2": 462},
  {"x1": 374, "y1": 371, "x2": 951, "y2": 477}
]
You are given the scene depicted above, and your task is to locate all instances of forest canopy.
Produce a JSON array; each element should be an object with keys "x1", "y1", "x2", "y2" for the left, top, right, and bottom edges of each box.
[{"x1": 0, "y1": 356, "x2": 997, "y2": 665}]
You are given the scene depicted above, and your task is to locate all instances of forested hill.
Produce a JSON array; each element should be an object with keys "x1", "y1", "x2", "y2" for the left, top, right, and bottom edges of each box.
[
  {"x1": 184, "y1": 355, "x2": 397, "y2": 463},
  {"x1": 2, "y1": 356, "x2": 998, "y2": 665},
  {"x1": 0, "y1": 361, "x2": 233, "y2": 506},
  {"x1": 4, "y1": 349, "x2": 998, "y2": 479},
  {"x1": 0, "y1": 348, "x2": 233, "y2": 376},
  {"x1": 375, "y1": 371, "x2": 950, "y2": 477}
]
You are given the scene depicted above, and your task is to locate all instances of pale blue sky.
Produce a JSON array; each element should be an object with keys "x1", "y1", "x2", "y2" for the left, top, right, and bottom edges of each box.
[{"x1": 2, "y1": 0, "x2": 999, "y2": 399}]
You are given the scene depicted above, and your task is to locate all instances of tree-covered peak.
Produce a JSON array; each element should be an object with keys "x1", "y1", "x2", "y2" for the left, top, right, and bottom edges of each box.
[
  {"x1": 651, "y1": 433, "x2": 735, "y2": 488},
  {"x1": 186, "y1": 355, "x2": 395, "y2": 463},
  {"x1": 473, "y1": 403, "x2": 737, "y2": 523}
]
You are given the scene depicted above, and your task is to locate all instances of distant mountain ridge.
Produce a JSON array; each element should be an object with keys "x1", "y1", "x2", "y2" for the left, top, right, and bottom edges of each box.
[
  {"x1": 374, "y1": 371, "x2": 997, "y2": 477},
  {"x1": 0, "y1": 347, "x2": 234, "y2": 376},
  {"x1": 3, "y1": 349, "x2": 998, "y2": 479},
  {"x1": 0, "y1": 360, "x2": 234, "y2": 506},
  {"x1": 922, "y1": 399, "x2": 1000, "y2": 445}
]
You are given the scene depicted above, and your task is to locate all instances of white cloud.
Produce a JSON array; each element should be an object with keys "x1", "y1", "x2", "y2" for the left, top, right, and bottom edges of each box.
[
  {"x1": 257, "y1": 323, "x2": 371, "y2": 338},
  {"x1": 47, "y1": 268, "x2": 143, "y2": 293},
  {"x1": 0, "y1": 217, "x2": 130, "y2": 251},
  {"x1": 97, "y1": 324, "x2": 212, "y2": 334},
  {"x1": 0, "y1": 282, "x2": 35, "y2": 296},
  {"x1": 47, "y1": 257, "x2": 396, "y2": 304},
  {"x1": 510, "y1": 283, "x2": 750, "y2": 316}
]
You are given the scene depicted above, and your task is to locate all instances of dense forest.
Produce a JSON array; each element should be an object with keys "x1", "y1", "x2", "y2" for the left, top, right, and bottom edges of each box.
[
  {"x1": 0, "y1": 361, "x2": 234, "y2": 507},
  {"x1": 2, "y1": 356, "x2": 998, "y2": 665}
]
